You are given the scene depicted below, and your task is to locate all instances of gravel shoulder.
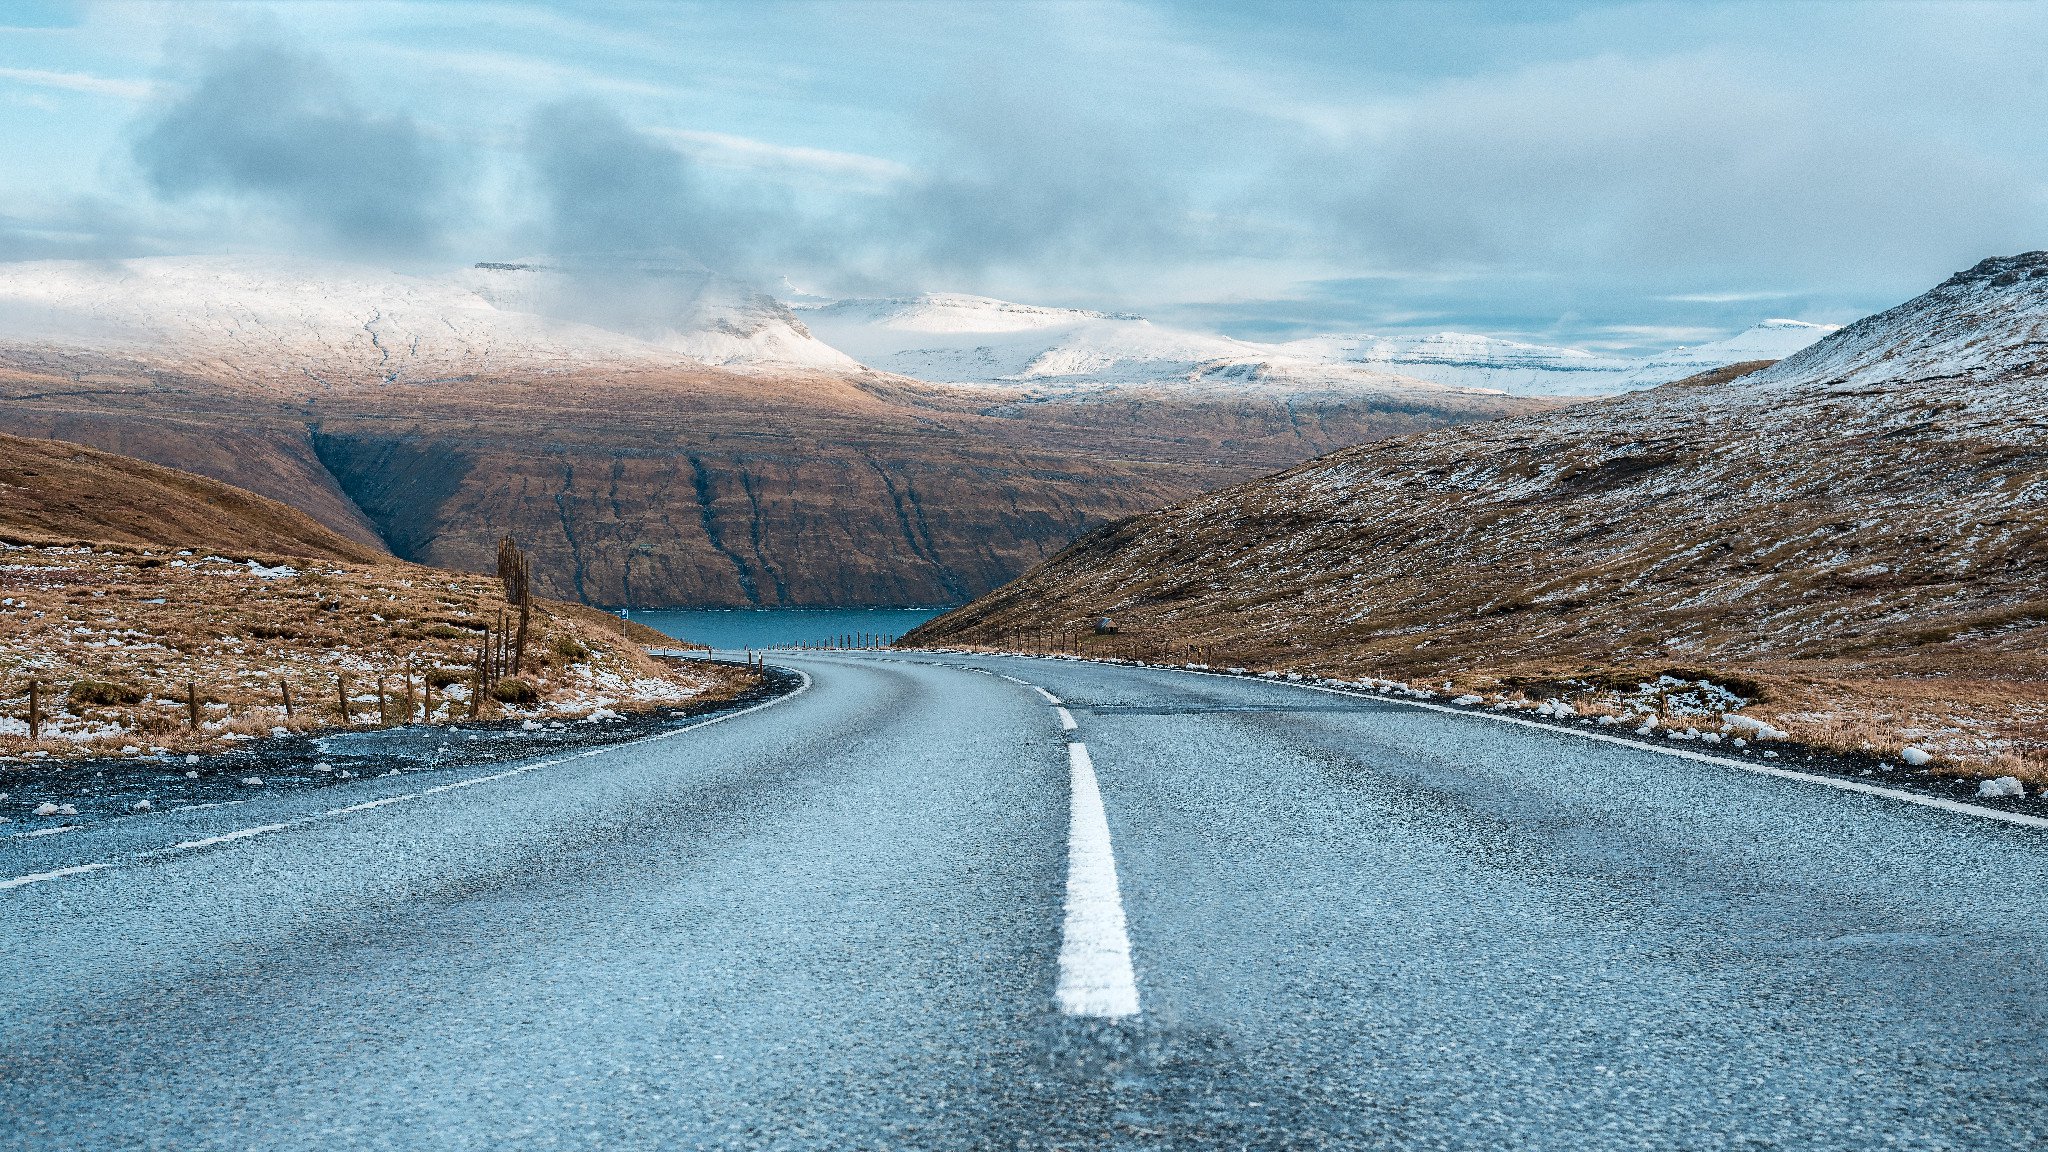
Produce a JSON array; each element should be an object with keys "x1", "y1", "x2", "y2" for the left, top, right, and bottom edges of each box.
[{"x1": 2, "y1": 661, "x2": 796, "y2": 830}]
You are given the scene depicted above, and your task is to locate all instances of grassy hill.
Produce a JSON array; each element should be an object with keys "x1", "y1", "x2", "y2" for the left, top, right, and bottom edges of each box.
[
  {"x1": 906, "y1": 255, "x2": 2048, "y2": 782},
  {"x1": 0, "y1": 438, "x2": 729, "y2": 762}
]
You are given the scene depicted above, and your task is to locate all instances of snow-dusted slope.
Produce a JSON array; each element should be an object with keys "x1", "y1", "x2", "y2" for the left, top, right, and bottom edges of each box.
[
  {"x1": 0, "y1": 256, "x2": 855, "y2": 385},
  {"x1": 1619, "y1": 319, "x2": 1838, "y2": 387},
  {"x1": 904, "y1": 252, "x2": 2048, "y2": 773},
  {"x1": 1744, "y1": 253, "x2": 2048, "y2": 392},
  {"x1": 803, "y1": 293, "x2": 1835, "y2": 397}
]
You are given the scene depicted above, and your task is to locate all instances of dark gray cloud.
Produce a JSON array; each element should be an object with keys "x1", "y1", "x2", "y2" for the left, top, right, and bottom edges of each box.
[
  {"x1": 134, "y1": 40, "x2": 455, "y2": 253},
  {"x1": 527, "y1": 98, "x2": 770, "y2": 271},
  {"x1": 522, "y1": 98, "x2": 795, "y2": 331}
]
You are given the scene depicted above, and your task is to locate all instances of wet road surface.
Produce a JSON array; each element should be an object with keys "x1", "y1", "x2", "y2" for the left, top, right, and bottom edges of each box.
[{"x1": 4, "y1": 652, "x2": 2046, "y2": 1149}]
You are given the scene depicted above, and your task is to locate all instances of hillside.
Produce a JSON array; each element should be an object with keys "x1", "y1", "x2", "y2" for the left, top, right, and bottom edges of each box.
[
  {"x1": 905, "y1": 253, "x2": 2048, "y2": 777},
  {"x1": 0, "y1": 255, "x2": 1550, "y2": 606},
  {"x1": 0, "y1": 432, "x2": 384, "y2": 562},
  {"x1": 0, "y1": 445, "x2": 730, "y2": 763}
]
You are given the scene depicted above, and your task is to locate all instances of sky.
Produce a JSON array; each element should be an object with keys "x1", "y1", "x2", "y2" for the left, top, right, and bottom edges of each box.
[{"x1": 0, "y1": 0, "x2": 2044, "y2": 353}]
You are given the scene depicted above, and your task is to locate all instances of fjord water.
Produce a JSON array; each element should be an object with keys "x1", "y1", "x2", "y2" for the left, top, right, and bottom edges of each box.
[{"x1": 631, "y1": 607, "x2": 947, "y2": 651}]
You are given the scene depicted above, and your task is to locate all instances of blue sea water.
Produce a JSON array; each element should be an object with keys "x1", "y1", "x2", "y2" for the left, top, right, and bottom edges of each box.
[{"x1": 629, "y1": 607, "x2": 949, "y2": 652}]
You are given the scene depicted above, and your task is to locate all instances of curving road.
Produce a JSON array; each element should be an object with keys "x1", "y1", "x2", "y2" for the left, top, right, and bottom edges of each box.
[{"x1": 4, "y1": 652, "x2": 2047, "y2": 1150}]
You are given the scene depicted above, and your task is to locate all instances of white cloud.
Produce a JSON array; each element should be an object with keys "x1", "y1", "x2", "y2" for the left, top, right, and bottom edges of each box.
[
  {"x1": 649, "y1": 128, "x2": 911, "y2": 185},
  {"x1": 0, "y1": 65, "x2": 151, "y2": 101}
]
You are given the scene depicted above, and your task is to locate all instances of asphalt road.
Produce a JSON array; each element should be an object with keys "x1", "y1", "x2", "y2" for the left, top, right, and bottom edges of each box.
[{"x1": 4, "y1": 652, "x2": 2046, "y2": 1150}]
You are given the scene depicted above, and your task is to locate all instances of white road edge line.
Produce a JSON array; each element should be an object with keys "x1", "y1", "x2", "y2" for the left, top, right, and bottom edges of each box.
[
  {"x1": 10, "y1": 825, "x2": 79, "y2": 840},
  {"x1": 0, "y1": 862, "x2": 111, "y2": 890},
  {"x1": 1057, "y1": 741, "x2": 1140, "y2": 1019},
  {"x1": 1143, "y1": 665, "x2": 2048, "y2": 833},
  {"x1": 1034, "y1": 686, "x2": 1062, "y2": 705},
  {"x1": 1056, "y1": 706, "x2": 1078, "y2": 732},
  {"x1": 2, "y1": 668, "x2": 816, "y2": 892}
]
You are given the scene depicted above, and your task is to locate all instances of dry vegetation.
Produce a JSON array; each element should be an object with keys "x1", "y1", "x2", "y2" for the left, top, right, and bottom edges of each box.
[
  {"x1": 0, "y1": 541, "x2": 717, "y2": 763},
  {"x1": 908, "y1": 255, "x2": 2048, "y2": 784},
  {"x1": 0, "y1": 434, "x2": 721, "y2": 764}
]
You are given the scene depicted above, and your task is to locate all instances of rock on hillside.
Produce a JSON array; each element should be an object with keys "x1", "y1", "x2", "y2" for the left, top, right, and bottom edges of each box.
[{"x1": 906, "y1": 253, "x2": 2048, "y2": 774}]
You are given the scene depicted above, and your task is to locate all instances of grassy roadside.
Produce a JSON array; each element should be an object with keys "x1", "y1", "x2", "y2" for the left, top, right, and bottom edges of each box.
[{"x1": 0, "y1": 537, "x2": 720, "y2": 766}]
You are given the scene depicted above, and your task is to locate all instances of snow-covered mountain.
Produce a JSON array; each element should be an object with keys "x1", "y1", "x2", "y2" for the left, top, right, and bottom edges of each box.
[
  {"x1": 0, "y1": 255, "x2": 855, "y2": 385},
  {"x1": 800, "y1": 293, "x2": 1286, "y2": 389},
  {"x1": 0, "y1": 255, "x2": 1835, "y2": 398},
  {"x1": 801, "y1": 292, "x2": 1835, "y2": 397}
]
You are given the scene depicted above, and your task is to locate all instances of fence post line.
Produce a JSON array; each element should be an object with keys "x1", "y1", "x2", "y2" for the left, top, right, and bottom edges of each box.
[
  {"x1": 281, "y1": 681, "x2": 294, "y2": 719},
  {"x1": 337, "y1": 674, "x2": 350, "y2": 725},
  {"x1": 27, "y1": 679, "x2": 40, "y2": 741},
  {"x1": 187, "y1": 681, "x2": 200, "y2": 730}
]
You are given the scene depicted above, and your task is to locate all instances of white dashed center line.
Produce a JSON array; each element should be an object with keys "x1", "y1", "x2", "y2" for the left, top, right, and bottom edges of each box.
[
  {"x1": 1056, "y1": 741, "x2": 1140, "y2": 1018},
  {"x1": 1003, "y1": 669, "x2": 1141, "y2": 1019}
]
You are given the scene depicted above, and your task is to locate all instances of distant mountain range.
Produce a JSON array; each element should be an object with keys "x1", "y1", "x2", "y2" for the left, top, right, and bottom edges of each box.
[
  {"x1": 800, "y1": 292, "x2": 1833, "y2": 397},
  {"x1": 0, "y1": 255, "x2": 1549, "y2": 607},
  {"x1": 0, "y1": 256, "x2": 1830, "y2": 398}
]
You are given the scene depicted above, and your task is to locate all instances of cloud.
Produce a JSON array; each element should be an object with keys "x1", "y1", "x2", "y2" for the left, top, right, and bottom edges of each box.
[
  {"x1": 0, "y1": 66, "x2": 151, "y2": 101},
  {"x1": 648, "y1": 127, "x2": 911, "y2": 186},
  {"x1": 133, "y1": 40, "x2": 456, "y2": 253},
  {"x1": 518, "y1": 98, "x2": 808, "y2": 333},
  {"x1": 527, "y1": 97, "x2": 759, "y2": 269},
  {"x1": 1289, "y1": 52, "x2": 2045, "y2": 291}
]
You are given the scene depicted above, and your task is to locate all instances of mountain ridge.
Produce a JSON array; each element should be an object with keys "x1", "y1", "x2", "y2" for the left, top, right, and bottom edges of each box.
[{"x1": 903, "y1": 253, "x2": 2048, "y2": 776}]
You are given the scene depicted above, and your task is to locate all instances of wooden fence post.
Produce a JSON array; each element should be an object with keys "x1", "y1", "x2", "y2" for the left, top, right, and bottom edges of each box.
[
  {"x1": 281, "y1": 681, "x2": 294, "y2": 719},
  {"x1": 186, "y1": 681, "x2": 200, "y2": 730},
  {"x1": 336, "y1": 674, "x2": 350, "y2": 725},
  {"x1": 27, "y1": 679, "x2": 39, "y2": 740},
  {"x1": 376, "y1": 675, "x2": 389, "y2": 727}
]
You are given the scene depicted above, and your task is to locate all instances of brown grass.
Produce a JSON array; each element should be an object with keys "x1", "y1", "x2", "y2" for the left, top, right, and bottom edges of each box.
[
  {"x1": 0, "y1": 541, "x2": 719, "y2": 762},
  {"x1": 908, "y1": 360, "x2": 2048, "y2": 781}
]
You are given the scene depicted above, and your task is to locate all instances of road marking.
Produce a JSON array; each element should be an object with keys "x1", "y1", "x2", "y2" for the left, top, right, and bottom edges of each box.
[
  {"x1": 1034, "y1": 687, "x2": 1062, "y2": 705},
  {"x1": 153, "y1": 821, "x2": 301, "y2": 854},
  {"x1": 1057, "y1": 742, "x2": 1140, "y2": 1018},
  {"x1": 0, "y1": 862, "x2": 111, "y2": 890},
  {"x1": 1056, "y1": 706, "x2": 1078, "y2": 732},
  {"x1": 324, "y1": 794, "x2": 418, "y2": 817},
  {"x1": 1, "y1": 669, "x2": 816, "y2": 893},
  {"x1": 942, "y1": 649, "x2": 2048, "y2": 832},
  {"x1": 1268, "y1": 680, "x2": 2048, "y2": 832},
  {"x1": 10, "y1": 825, "x2": 79, "y2": 840},
  {"x1": 1077, "y1": 661, "x2": 2048, "y2": 834}
]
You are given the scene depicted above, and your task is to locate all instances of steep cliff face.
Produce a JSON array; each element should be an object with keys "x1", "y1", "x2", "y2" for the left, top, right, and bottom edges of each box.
[{"x1": 0, "y1": 351, "x2": 1540, "y2": 606}]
